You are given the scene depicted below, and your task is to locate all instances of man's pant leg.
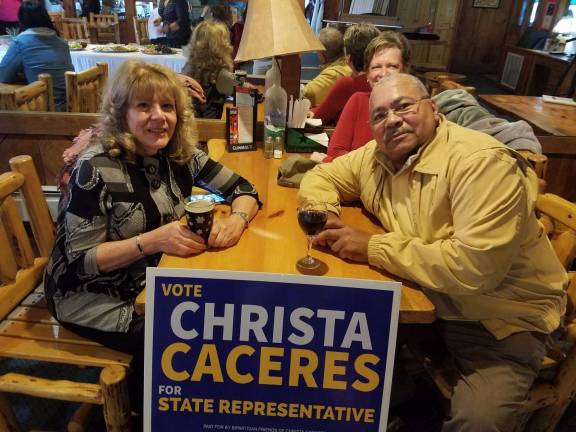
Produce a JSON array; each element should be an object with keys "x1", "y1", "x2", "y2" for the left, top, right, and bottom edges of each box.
[{"x1": 441, "y1": 321, "x2": 546, "y2": 432}]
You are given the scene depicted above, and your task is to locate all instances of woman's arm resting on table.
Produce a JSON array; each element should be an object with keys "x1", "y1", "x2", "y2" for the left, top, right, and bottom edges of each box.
[
  {"x1": 208, "y1": 195, "x2": 259, "y2": 248},
  {"x1": 96, "y1": 221, "x2": 206, "y2": 272}
]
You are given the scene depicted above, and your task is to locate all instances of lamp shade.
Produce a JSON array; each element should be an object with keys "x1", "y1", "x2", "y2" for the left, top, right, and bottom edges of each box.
[
  {"x1": 552, "y1": 10, "x2": 575, "y2": 34},
  {"x1": 235, "y1": 0, "x2": 325, "y2": 62}
]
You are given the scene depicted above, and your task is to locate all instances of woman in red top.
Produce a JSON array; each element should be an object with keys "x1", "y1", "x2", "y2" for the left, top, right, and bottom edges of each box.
[
  {"x1": 312, "y1": 32, "x2": 412, "y2": 163},
  {"x1": 310, "y1": 23, "x2": 380, "y2": 126}
]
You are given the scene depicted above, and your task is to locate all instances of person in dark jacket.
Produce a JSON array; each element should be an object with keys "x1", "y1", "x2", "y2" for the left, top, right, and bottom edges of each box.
[{"x1": 158, "y1": 0, "x2": 191, "y2": 48}]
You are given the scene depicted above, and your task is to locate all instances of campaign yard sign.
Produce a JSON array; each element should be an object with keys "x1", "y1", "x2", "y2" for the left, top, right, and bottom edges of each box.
[{"x1": 144, "y1": 269, "x2": 401, "y2": 432}]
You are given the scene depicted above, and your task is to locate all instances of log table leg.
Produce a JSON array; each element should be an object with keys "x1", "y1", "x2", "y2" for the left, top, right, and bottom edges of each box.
[{"x1": 100, "y1": 365, "x2": 132, "y2": 432}]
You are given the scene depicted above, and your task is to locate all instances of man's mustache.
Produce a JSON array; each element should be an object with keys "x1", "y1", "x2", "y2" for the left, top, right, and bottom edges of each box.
[{"x1": 385, "y1": 127, "x2": 413, "y2": 141}]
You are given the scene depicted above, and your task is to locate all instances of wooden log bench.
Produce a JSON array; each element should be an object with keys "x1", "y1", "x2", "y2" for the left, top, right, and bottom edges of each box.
[{"x1": 0, "y1": 155, "x2": 132, "y2": 432}]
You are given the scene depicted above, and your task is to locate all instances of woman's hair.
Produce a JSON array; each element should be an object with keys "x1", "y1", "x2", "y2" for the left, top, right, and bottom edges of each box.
[
  {"x1": 364, "y1": 31, "x2": 412, "y2": 72},
  {"x1": 211, "y1": 5, "x2": 233, "y2": 27},
  {"x1": 96, "y1": 61, "x2": 197, "y2": 164},
  {"x1": 18, "y1": 0, "x2": 59, "y2": 34},
  {"x1": 343, "y1": 23, "x2": 380, "y2": 72},
  {"x1": 183, "y1": 20, "x2": 233, "y2": 87}
]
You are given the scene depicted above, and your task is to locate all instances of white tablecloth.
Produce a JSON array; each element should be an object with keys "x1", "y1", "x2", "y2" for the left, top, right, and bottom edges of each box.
[{"x1": 0, "y1": 44, "x2": 187, "y2": 78}]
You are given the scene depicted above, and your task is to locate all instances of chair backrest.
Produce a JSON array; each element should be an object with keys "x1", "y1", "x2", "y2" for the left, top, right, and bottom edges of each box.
[
  {"x1": 535, "y1": 192, "x2": 576, "y2": 324},
  {"x1": 65, "y1": 62, "x2": 108, "y2": 113},
  {"x1": 133, "y1": 16, "x2": 150, "y2": 45},
  {"x1": 61, "y1": 17, "x2": 90, "y2": 42},
  {"x1": 89, "y1": 12, "x2": 120, "y2": 44},
  {"x1": 0, "y1": 74, "x2": 55, "y2": 112},
  {"x1": 437, "y1": 76, "x2": 476, "y2": 96},
  {"x1": 0, "y1": 155, "x2": 54, "y2": 319},
  {"x1": 518, "y1": 150, "x2": 548, "y2": 180},
  {"x1": 48, "y1": 12, "x2": 64, "y2": 35}
]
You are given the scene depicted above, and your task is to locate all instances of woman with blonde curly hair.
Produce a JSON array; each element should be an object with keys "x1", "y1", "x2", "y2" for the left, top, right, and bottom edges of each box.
[
  {"x1": 44, "y1": 60, "x2": 260, "y2": 413},
  {"x1": 183, "y1": 20, "x2": 239, "y2": 118}
]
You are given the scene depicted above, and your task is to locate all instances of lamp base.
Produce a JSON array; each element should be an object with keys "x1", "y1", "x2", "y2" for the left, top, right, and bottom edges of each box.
[{"x1": 279, "y1": 54, "x2": 301, "y2": 101}]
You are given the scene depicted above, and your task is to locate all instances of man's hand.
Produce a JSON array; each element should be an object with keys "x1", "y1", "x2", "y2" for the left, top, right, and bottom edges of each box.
[
  {"x1": 310, "y1": 152, "x2": 327, "y2": 163},
  {"x1": 177, "y1": 74, "x2": 206, "y2": 103},
  {"x1": 314, "y1": 225, "x2": 372, "y2": 263}
]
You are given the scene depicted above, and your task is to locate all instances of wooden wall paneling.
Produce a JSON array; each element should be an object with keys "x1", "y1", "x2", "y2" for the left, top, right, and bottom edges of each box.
[{"x1": 451, "y1": 0, "x2": 516, "y2": 74}]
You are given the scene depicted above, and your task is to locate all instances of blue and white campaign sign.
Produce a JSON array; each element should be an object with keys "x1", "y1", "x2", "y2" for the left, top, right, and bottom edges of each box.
[{"x1": 144, "y1": 269, "x2": 401, "y2": 432}]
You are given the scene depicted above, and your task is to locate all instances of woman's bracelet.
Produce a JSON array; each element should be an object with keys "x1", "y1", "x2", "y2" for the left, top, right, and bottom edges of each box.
[
  {"x1": 230, "y1": 211, "x2": 249, "y2": 229},
  {"x1": 135, "y1": 235, "x2": 145, "y2": 256}
]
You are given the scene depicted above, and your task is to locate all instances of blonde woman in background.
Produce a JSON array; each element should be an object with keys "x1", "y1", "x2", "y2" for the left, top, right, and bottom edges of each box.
[{"x1": 183, "y1": 20, "x2": 239, "y2": 118}]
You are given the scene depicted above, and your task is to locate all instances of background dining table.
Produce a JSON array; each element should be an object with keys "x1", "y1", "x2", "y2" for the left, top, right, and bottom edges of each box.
[
  {"x1": 0, "y1": 43, "x2": 188, "y2": 77},
  {"x1": 135, "y1": 144, "x2": 436, "y2": 324}
]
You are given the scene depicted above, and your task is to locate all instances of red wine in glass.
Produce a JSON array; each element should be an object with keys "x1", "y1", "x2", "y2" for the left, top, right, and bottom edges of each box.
[
  {"x1": 298, "y1": 210, "x2": 327, "y2": 235},
  {"x1": 297, "y1": 201, "x2": 328, "y2": 270}
]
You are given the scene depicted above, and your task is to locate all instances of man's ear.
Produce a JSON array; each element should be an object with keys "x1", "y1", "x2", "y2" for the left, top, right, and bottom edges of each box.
[{"x1": 429, "y1": 98, "x2": 439, "y2": 119}]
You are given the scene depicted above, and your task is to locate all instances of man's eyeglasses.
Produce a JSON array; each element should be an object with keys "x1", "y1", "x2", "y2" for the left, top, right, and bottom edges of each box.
[{"x1": 369, "y1": 97, "x2": 430, "y2": 126}]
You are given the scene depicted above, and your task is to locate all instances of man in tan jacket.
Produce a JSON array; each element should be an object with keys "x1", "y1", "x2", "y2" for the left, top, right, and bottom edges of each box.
[
  {"x1": 302, "y1": 26, "x2": 352, "y2": 106},
  {"x1": 299, "y1": 73, "x2": 567, "y2": 431}
]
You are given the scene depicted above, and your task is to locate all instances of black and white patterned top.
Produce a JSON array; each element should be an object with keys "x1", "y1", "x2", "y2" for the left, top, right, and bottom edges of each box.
[{"x1": 44, "y1": 144, "x2": 259, "y2": 333}]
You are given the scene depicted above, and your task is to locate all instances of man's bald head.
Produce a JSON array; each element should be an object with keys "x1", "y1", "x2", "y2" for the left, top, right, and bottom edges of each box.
[
  {"x1": 318, "y1": 27, "x2": 345, "y2": 64},
  {"x1": 373, "y1": 73, "x2": 429, "y2": 99}
]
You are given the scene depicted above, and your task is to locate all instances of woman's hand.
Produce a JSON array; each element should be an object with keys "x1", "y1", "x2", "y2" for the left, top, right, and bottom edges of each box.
[
  {"x1": 144, "y1": 221, "x2": 206, "y2": 256},
  {"x1": 207, "y1": 216, "x2": 246, "y2": 248},
  {"x1": 177, "y1": 74, "x2": 206, "y2": 103}
]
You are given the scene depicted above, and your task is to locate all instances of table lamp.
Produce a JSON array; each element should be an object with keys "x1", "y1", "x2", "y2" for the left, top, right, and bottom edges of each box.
[{"x1": 234, "y1": 0, "x2": 325, "y2": 99}]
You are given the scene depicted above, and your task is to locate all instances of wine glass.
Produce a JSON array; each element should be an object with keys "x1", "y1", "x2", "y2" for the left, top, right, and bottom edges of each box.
[{"x1": 297, "y1": 200, "x2": 328, "y2": 270}]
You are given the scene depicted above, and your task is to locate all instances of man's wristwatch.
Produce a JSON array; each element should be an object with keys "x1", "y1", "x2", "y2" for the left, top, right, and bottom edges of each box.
[{"x1": 230, "y1": 211, "x2": 249, "y2": 229}]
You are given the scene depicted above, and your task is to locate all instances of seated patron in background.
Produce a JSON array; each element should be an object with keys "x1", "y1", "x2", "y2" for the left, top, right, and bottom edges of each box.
[
  {"x1": 44, "y1": 61, "x2": 260, "y2": 412},
  {"x1": 0, "y1": 0, "x2": 73, "y2": 111},
  {"x1": 313, "y1": 32, "x2": 543, "y2": 164},
  {"x1": 302, "y1": 26, "x2": 351, "y2": 107},
  {"x1": 299, "y1": 73, "x2": 567, "y2": 431},
  {"x1": 310, "y1": 23, "x2": 380, "y2": 126},
  {"x1": 183, "y1": 20, "x2": 238, "y2": 119},
  {"x1": 311, "y1": 31, "x2": 409, "y2": 163},
  {"x1": 158, "y1": 0, "x2": 191, "y2": 48}
]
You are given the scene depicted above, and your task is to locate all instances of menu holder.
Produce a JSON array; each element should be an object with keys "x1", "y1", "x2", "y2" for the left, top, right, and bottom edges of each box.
[{"x1": 226, "y1": 86, "x2": 257, "y2": 152}]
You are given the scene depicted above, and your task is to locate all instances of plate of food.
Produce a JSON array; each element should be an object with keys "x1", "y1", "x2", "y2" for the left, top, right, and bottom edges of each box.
[
  {"x1": 68, "y1": 41, "x2": 87, "y2": 51},
  {"x1": 140, "y1": 44, "x2": 176, "y2": 55},
  {"x1": 92, "y1": 44, "x2": 139, "y2": 53}
]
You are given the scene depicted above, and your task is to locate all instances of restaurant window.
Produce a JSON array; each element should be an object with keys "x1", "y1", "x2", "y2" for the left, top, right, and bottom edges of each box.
[
  {"x1": 518, "y1": 0, "x2": 529, "y2": 25},
  {"x1": 136, "y1": 1, "x2": 155, "y2": 17},
  {"x1": 529, "y1": 1, "x2": 540, "y2": 26}
]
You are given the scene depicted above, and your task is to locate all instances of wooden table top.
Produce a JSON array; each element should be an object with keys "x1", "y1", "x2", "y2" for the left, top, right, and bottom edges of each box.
[
  {"x1": 480, "y1": 95, "x2": 576, "y2": 137},
  {"x1": 135, "y1": 147, "x2": 435, "y2": 324}
]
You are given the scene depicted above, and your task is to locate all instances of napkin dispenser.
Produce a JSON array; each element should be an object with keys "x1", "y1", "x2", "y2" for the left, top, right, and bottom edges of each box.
[{"x1": 285, "y1": 128, "x2": 327, "y2": 153}]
